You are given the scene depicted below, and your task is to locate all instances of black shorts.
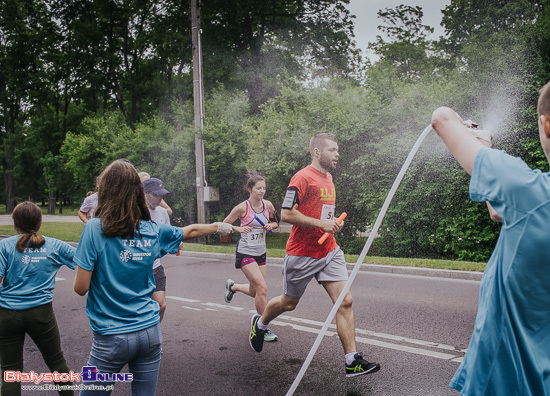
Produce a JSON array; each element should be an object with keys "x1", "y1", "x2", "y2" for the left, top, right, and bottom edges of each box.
[
  {"x1": 153, "y1": 265, "x2": 167, "y2": 292},
  {"x1": 235, "y1": 251, "x2": 267, "y2": 269}
]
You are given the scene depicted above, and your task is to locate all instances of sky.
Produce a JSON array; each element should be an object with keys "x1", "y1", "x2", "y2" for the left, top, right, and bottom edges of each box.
[{"x1": 346, "y1": 0, "x2": 452, "y2": 61}]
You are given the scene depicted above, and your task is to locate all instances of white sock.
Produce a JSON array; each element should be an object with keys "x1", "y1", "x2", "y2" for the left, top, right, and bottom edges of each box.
[
  {"x1": 257, "y1": 317, "x2": 268, "y2": 331},
  {"x1": 345, "y1": 352, "x2": 357, "y2": 365}
]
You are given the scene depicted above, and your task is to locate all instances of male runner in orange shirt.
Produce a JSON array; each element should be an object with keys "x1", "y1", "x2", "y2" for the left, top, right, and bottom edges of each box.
[{"x1": 249, "y1": 133, "x2": 381, "y2": 377}]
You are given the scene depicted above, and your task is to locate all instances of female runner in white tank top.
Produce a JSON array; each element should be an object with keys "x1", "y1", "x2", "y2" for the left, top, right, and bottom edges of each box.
[{"x1": 223, "y1": 171, "x2": 279, "y2": 342}]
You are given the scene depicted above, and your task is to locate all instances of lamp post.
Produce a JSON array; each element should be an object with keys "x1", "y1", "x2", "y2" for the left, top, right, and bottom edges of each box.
[{"x1": 191, "y1": 0, "x2": 206, "y2": 225}]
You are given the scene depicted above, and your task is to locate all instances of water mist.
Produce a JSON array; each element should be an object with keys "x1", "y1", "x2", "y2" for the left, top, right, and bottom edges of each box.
[{"x1": 286, "y1": 125, "x2": 434, "y2": 396}]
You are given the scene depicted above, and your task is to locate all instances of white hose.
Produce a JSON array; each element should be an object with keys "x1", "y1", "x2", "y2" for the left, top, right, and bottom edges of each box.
[{"x1": 285, "y1": 125, "x2": 434, "y2": 395}]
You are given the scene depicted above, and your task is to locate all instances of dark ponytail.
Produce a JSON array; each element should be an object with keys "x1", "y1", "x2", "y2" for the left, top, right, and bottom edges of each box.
[{"x1": 12, "y1": 202, "x2": 45, "y2": 252}]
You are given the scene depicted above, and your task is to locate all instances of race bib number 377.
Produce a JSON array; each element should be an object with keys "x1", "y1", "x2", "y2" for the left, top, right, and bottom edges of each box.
[{"x1": 247, "y1": 229, "x2": 265, "y2": 246}]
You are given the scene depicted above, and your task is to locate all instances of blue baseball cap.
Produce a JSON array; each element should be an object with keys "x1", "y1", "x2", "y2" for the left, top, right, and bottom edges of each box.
[{"x1": 142, "y1": 178, "x2": 170, "y2": 196}]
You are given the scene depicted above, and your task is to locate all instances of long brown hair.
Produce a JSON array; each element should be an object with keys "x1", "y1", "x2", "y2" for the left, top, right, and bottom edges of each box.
[
  {"x1": 13, "y1": 201, "x2": 46, "y2": 252},
  {"x1": 94, "y1": 159, "x2": 151, "y2": 238}
]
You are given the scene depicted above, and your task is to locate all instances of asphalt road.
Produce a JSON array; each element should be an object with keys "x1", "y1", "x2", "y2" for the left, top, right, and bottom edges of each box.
[
  {"x1": 18, "y1": 253, "x2": 479, "y2": 396},
  {"x1": 0, "y1": 215, "x2": 83, "y2": 226}
]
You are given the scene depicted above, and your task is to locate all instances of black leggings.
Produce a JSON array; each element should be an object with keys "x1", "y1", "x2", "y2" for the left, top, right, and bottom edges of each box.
[{"x1": 0, "y1": 303, "x2": 73, "y2": 396}]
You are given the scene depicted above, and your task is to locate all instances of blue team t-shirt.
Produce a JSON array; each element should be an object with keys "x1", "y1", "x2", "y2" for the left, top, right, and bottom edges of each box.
[
  {"x1": 0, "y1": 236, "x2": 76, "y2": 310},
  {"x1": 74, "y1": 218, "x2": 183, "y2": 335},
  {"x1": 450, "y1": 147, "x2": 550, "y2": 395}
]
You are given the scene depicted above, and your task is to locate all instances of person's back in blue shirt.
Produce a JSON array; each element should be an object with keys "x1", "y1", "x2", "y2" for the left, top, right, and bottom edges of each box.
[
  {"x1": 449, "y1": 147, "x2": 550, "y2": 395},
  {"x1": 0, "y1": 201, "x2": 76, "y2": 395},
  {"x1": 74, "y1": 218, "x2": 183, "y2": 335},
  {"x1": 0, "y1": 235, "x2": 76, "y2": 310}
]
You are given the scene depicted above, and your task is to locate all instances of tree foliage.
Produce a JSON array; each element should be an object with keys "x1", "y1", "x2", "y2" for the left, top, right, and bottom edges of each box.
[{"x1": 1, "y1": 0, "x2": 550, "y2": 262}]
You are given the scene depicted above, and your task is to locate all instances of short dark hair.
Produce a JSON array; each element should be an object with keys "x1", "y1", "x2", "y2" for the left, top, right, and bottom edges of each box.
[{"x1": 309, "y1": 133, "x2": 337, "y2": 157}]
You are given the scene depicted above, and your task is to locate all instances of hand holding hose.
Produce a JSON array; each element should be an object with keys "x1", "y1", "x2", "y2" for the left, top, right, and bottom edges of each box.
[{"x1": 455, "y1": 112, "x2": 492, "y2": 146}]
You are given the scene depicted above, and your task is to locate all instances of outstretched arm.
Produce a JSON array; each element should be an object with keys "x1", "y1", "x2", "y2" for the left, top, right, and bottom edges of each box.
[
  {"x1": 431, "y1": 107, "x2": 484, "y2": 175},
  {"x1": 181, "y1": 222, "x2": 233, "y2": 240}
]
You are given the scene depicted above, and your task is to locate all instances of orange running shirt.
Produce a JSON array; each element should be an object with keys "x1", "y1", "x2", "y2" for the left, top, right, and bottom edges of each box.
[{"x1": 285, "y1": 165, "x2": 338, "y2": 258}]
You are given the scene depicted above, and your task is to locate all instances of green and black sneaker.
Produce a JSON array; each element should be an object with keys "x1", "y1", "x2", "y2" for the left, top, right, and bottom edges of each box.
[
  {"x1": 345, "y1": 353, "x2": 380, "y2": 378},
  {"x1": 249, "y1": 314, "x2": 266, "y2": 352}
]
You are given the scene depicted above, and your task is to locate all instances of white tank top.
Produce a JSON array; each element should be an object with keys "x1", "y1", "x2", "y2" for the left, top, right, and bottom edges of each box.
[{"x1": 237, "y1": 200, "x2": 269, "y2": 256}]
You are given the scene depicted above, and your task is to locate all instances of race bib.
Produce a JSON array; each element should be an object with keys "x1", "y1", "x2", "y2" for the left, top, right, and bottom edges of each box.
[
  {"x1": 247, "y1": 229, "x2": 265, "y2": 246},
  {"x1": 320, "y1": 204, "x2": 335, "y2": 221}
]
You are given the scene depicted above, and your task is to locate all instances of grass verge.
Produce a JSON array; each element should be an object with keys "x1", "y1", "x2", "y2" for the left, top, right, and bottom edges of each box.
[
  {"x1": 0, "y1": 222, "x2": 485, "y2": 272},
  {"x1": 0, "y1": 222, "x2": 84, "y2": 242},
  {"x1": 0, "y1": 204, "x2": 81, "y2": 216},
  {"x1": 179, "y1": 242, "x2": 485, "y2": 272}
]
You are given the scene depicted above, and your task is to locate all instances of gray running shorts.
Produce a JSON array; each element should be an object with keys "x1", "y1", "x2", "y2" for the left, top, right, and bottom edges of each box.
[
  {"x1": 282, "y1": 247, "x2": 348, "y2": 298},
  {"x1": 153, "y1": 265, "x2": 167, "y2": 292}
]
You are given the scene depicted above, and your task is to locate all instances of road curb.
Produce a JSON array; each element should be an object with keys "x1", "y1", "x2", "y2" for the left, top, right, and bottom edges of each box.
[
  {"x1": 177, "y1": 250, "x2": 483, "y2": 281},
  {"x1": 0, "y1": 233, "x2": 482, "y2": 282}
]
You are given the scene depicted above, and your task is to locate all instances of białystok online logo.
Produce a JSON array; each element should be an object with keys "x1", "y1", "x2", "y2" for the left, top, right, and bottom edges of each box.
[
  {"x1": 4, "y1": 367, "x2": 133, "y2": 384},
  {"x1": 81, "y1": 366, "x2": 133, "y2": 382}
]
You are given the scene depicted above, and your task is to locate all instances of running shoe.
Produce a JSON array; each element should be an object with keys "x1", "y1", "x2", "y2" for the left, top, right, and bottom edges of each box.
[
  {"x1": 249, "y1": 314, "x2": 266, "y2": 352},
  {"x1": 345, "y1": 353, "x2": 380, "y2": 378},
  {"x1": 264, "y1": 328, "x2": 278, "y2": 342},
  {"x1": 224, "y1": 279, "x2": 235, "y2": 303}
]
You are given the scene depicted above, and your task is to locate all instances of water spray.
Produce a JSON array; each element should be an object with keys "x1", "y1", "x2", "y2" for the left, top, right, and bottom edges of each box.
[{"x1": 285, "y1": 125, "x2": 434, "y2": 396}]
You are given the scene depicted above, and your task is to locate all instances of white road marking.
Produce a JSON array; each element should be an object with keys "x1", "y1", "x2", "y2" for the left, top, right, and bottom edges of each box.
[
  {"x1": 202, "y1": 302, "x2": 244, "y2": 311},
  {"x1": 168, "y1": 295, "x2": 465, "y2": 362},
  {"x1": 167, "y1": 296, "x2": 200, "y2": 303},
  {"x1": 271, "y1": 320, "x2": 337, "y2": 336},
  {"x1": 278, "y1": 314, "x2": 458, "y2": 353},
  {"x1": 354, "y1": 336, "x2": 456, "y2": 360},
  {"x1": 182, "y1": 306, "x2": 201, "y2": 311}
]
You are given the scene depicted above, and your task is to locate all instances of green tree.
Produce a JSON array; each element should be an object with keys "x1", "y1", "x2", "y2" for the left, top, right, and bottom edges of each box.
[
  {"x1": 441, "y1": 0, "x2": 543, "y2": 53},
  {"x1": 0, "y1": 0, "x2": 59, "y2": 212},
  {"x1": 52, "y1": 0, "x2": 192, "y2": 129},
  {"x1": 201, "y1": 87, "x2": 252, "y2": 219},
  {"x1": 201, "y1": 0, "x2": 360, "y2": 111},
  {"x1": 368, "y1": 5, "x2": 435, "y2": 80}
]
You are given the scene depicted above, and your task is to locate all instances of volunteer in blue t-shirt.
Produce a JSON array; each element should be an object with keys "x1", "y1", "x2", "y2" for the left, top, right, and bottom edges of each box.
[
  {"x1": 73, "y1": 159, "x2": 232, "y2": 395},
  {"x1": 431, "y1": 81, "x2": 550, "y2": 396},
  {"x1": 0, "y1": 201, "x2": 76, "y2": 396}
]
